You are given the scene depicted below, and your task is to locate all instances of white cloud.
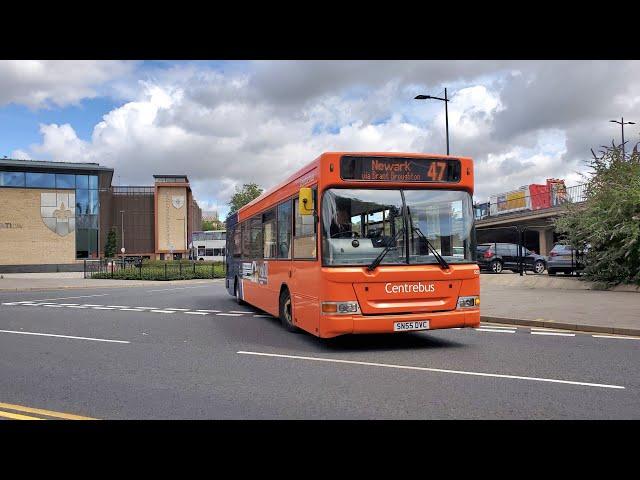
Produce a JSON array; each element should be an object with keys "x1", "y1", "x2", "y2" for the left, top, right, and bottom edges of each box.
[
  {"x1": 12, "y1": 60, "x2": 640, "y2": 218},
  {"x1": 0, "y1": 60, "x2": 136, "y2": 108}
]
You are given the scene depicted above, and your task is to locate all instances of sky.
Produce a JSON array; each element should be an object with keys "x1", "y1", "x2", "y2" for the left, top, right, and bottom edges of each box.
[{"x1": 2, "y1": 60, "x2": 640, "y2": 220}]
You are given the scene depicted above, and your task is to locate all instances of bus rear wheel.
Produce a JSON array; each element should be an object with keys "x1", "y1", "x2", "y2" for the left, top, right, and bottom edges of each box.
[{"x1": 279, "y1": 289, "x2": 299, "y2": 333}]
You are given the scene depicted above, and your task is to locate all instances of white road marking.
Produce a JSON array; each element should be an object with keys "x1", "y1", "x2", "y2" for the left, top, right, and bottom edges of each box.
[
  {"x1": 253, "y1": 314, "x2": 274, "y2": 318},
  {"x1": 1, "y1": 302, "x2": 21, "y2": 305},
  {"x1": 229, "y1": 310, "x2": 254, "y2": 314},
  {"x1": 0, "y1": 329, "x2": 130, "y2": 344},
  {"x1": 43, "y1": 305, "x2": 65, "y2": 308},
  {"x1": 216, "y1": 313, "x2": 243, "y2": 317},
  {"x1": 92, "y1": 307, "x2": 116, "y2": 310},
  {"x1": 237, "y1": 351, "x2": 625, "y2": 390},
  {"x1": 150, "y1": 310, "x2": 175, "y2": 314},
  {"x1": 196, "y1": 309, "x2": 220, "y2": 313},
  {"x1": 592, "y1": 335, "x2": 640, "y2": 340},
  {"x1": 80, "y1": 304, "x2": 103, "y2": 307},
  {"x1": 58, "y1": 303, "x2": 79, "y2": 306},
  {"x1": 66, "y1": 306, "x2": 88, "y2": 309},
  {"x1": 36, "y1": 293, "x2": 111, "y2": 301},
  {"x1": 147, "y1": 285, "x2": 211, "y2": 292},
  {"x1": 184, "y1": 311, "x2": 209, "y2": 315},
  {"x1": 480, "y1": 324, "x2": 518, "y2": 330},
  {"x1": 531, "y1": 331, "x2": 576, "y2": 337},
  {"x1": 119, "y1": 308, "x2": 144, "y2": 312},
  {"x1": 167, "y1": 308, "x2": 190, "y2": 311},
  {"x1": 475, "y1": 328, "x2": 516, "y2": 333},
  {"x1": 107, "y1": 305, "x2": 130, "y2": 308},
  {"x1": 530, "y1": 327, "x2": 573, "y2": 332}
]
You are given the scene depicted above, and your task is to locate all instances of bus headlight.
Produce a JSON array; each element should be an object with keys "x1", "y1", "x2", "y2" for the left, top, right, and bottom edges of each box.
[
  {"x1": 457, "y1": 296, "x2": 480, "y2": 309},
  {"x1": 321, "y1": 301, "x2": 361, "y2": 315}
]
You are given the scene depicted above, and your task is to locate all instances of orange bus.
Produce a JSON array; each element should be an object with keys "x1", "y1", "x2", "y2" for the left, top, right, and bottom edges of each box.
[{"x1": 225, "y1": 152, "x2": 479, "y2": 338}]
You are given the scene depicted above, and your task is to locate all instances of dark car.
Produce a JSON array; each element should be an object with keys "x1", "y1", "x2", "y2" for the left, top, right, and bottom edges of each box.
[
  {"x1": 547, "y1": 243, "x2": 587, "y2": 275},
  {"x1": 477, "y1": 242, "x2": 547, "y2": 274}
]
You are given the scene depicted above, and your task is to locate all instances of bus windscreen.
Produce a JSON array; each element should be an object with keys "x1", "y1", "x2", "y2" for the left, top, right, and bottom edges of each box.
[{"x1": 340, "y1": 156, "x2": 461, "y2": 183}]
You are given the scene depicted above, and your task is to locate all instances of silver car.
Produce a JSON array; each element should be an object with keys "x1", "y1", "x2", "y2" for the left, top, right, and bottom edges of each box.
[{"x1": 547, "y1": 243, "x2": 586, "y2": 275}]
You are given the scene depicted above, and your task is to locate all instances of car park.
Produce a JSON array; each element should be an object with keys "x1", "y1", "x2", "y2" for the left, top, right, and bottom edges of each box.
[
  {"x1": 476, "y1": 242, "x2": 547, "y2": 274},
  {"x1": 547, "y1": 243, "x2": 586, "y2": 275}
]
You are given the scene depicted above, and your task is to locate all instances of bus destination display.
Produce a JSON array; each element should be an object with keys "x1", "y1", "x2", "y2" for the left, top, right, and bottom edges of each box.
[{"x1": 340, "y1": 156, "x2": 461, "y2": 183}]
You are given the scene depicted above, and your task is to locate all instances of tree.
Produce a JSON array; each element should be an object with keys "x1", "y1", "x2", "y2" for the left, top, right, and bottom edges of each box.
[
  {"x1": 202, "y1": 219, "x2": 224, "y2": 231},
  {"x1": 104, "y1": 227, "x2": 117, "y2": 258},
  {"x1": 228, "y1": 183, "x2": 263, "y2": 213},
  {"x1": 555, "y1": 142, "x2": 640, "y2": 286}
]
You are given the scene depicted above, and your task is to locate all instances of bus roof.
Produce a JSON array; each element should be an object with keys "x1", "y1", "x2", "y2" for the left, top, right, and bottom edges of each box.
[{"x1": 237, "y1": 151, "x2": 473, "y2": 220}]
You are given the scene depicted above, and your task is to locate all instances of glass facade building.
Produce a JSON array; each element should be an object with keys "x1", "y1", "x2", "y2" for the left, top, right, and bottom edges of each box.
[{"x1": 0, "y1": 160, "x2": 113, "y2": 259}]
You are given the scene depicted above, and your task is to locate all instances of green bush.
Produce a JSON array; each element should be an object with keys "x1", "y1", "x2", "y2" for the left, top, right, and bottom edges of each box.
[
  {"x1": 90, "y1": 262, "x2": 225, "y2": 280},
  {"x1": 555, "y1": 143, "x2": 640, "y2": 286}
]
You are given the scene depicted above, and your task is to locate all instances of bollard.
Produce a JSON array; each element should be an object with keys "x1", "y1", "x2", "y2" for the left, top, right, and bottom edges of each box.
[{"x1": 164, "y1": 262, "x2": 167, "y2": 280}]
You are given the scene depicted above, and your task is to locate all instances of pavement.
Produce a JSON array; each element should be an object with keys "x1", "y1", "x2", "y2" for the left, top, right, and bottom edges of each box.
[
  {"x1": 0, "y1": 281, "x2": 638, "y2": 419},
  {"x1": 480, "y1": 273, "x2": 640, "y2": 336}
]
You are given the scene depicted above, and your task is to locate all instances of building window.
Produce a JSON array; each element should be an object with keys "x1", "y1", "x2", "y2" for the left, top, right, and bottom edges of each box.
[
  {"x1": 55, "y1": 174, "x2": 75, "y2": 189},
  {"x1": 76, "y1": 175, "x2": 89, "y2": 189},
  {"x1": 0, "y1": 171, "x2": 25, "y2": 187},
  {"x1": 205, "y1": 248, "x2": 214, "y2": 256},
  {"x1": 26, "y1": 172, "x2": 55, "y2": 188}
]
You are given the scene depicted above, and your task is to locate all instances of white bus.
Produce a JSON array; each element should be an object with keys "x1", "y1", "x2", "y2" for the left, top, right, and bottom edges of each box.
[{"x1": 190, "y1": 230, "x2": 226, "y2": 262}]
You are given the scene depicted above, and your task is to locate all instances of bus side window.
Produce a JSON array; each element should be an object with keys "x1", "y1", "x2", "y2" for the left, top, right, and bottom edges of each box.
[
  {"x1": 277, "y1": 200, "x2": 292, "y2": 259},
  {"x1": 293, "y1": 189, "x2": 317, "y2": 259},
  {"x1": 241, "y1": 222, "x2": 251, "y2": 259},
  {"x1": 232, "y1": 225, "x2": 242, "y2": 258},
  {"x1": 263, "y1": 208, "x2": 277, "y2": 259}
]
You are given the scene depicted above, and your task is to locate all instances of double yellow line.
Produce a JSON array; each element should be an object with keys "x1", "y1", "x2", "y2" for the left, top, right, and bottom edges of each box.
[{"x1": 0, "y1": 402, "x2": 96, "y2": 420}]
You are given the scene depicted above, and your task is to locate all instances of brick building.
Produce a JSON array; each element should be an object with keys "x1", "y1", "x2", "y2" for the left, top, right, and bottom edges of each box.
[{"x1": 0, "y1": 159, "x2": 203, "y2": 272}]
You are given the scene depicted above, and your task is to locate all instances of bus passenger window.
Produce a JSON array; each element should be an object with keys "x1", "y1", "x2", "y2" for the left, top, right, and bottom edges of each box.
[
  {"x1": 232, "y1": 226, "x2": 241, "y2": 258},
  {"x1": 277, "y1": 200, "x2": 292, "y2": 259},
  {"x1": 263, "y1": 208, "x2": 277, "y2": 259},
  {"x1": 293, "y1": 194, "x2": 316, "y2": 259}
]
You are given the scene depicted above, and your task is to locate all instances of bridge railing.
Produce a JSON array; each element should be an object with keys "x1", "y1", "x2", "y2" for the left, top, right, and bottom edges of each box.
[{"x1": 474, "y1": 183, "x2": 587, "y2": 221}]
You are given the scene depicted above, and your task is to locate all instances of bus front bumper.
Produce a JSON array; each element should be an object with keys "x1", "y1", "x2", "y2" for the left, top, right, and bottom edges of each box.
[{"x1": 319, "y1": 309, "x2": 480, "y2": 338}]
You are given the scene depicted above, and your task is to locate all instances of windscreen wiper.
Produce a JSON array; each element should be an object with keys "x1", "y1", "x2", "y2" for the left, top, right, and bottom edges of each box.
[
  {"x1": 367, "y1": 227, "x2": 404, "y2": 271},
  {"x1": 412, "y1": 226, "x2": 450, "y2": 270}
]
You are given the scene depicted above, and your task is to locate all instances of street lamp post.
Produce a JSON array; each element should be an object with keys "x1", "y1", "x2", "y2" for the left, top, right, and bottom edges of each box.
[
  {"x1": 610, "y1": 117, "x2": 636, "y2": 159},
  {"x1": 415, "y1": 87, "x2": 451, "y2": 155}
]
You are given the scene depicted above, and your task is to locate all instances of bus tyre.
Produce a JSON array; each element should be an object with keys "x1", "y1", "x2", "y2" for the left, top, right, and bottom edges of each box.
[
  {"x1": 490, "y1": 260, "x2": 503, "y2": 274},
  {"x1": 234, "y1": 278, "x2": 246, "y2": 305},
  {"x1": 279, "y1": 289, "x2": 300, "y2": 333}
]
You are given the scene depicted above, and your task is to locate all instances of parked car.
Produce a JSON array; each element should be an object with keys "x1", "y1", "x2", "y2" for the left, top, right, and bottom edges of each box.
[
  {"x1": 476, "y1": 242, "x2": 547, "y2": 274},
  {"x1": 547, "y1": 243, "x2": 586, "y2": 275}
]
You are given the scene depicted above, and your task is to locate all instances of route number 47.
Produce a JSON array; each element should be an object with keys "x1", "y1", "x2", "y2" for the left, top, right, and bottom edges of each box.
[{"x1": 427, "y1": 161, "x2": 447, "y2": 181}]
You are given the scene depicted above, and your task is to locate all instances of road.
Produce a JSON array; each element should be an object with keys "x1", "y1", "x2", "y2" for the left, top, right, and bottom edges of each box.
[{"x1": 0, "y1": 280, "x2": 638, "y2": 419}]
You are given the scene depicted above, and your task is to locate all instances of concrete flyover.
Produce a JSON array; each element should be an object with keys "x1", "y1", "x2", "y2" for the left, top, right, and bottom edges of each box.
[{"x1": 475, "y1": 184, "x2": 586, "y2": 256}]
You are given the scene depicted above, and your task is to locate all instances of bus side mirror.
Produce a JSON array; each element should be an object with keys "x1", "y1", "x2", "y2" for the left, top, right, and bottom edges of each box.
[{"x1": 299, "y1": 187, "x2": 314, "y2": 216}]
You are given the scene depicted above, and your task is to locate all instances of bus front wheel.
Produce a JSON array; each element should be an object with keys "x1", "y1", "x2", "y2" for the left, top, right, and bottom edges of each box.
[{"x1": 279, "y1": 289, "x2": 300, "y2": 333}]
